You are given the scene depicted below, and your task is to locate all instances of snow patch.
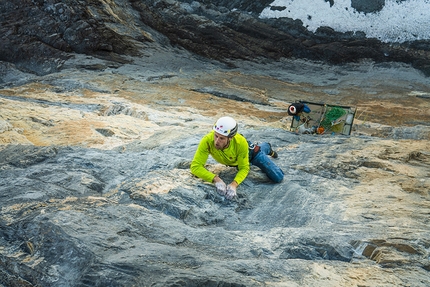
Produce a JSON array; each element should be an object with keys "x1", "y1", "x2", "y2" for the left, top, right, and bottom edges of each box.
[{"x1": 260, "y1": 0, "x2": 430, "y2": 43}]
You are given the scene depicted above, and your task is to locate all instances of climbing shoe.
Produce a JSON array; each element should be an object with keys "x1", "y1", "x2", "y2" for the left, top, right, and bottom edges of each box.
[{"x1": 268, "y1": 143, "x2": 278, "y2": 158}]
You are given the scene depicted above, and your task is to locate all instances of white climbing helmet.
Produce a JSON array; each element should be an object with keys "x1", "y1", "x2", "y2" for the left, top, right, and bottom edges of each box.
[{"x1": 213, "y1": 116, "x2": 238, "y2": 137}]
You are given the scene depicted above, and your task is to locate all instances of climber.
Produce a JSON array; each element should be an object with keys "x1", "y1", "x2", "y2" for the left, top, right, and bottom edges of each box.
[
  {"x1": 287, "y1": 102, "x2": 311, "y2": 121},
  {"x1": 190, "y1": 116, "x2": 284, "y2": 200}
]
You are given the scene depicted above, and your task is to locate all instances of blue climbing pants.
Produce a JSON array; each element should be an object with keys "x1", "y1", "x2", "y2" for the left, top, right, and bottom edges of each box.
[{"x1": 248, "y1": 142, "x2": 284, "y2": 183}]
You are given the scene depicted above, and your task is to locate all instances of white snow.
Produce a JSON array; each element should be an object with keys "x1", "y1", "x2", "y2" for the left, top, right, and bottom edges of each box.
[{"x1": 259, "y1": 0, "x2": 430, "y2": 43}]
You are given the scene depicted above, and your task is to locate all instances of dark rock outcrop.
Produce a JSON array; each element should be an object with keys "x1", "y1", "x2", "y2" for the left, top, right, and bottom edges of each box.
[
  {"x1": 1, "y1": 0, "x2": 430, "y2": 76},
  {"x1": 351, "y1": 0, "x2": 386, "y2": 13}
]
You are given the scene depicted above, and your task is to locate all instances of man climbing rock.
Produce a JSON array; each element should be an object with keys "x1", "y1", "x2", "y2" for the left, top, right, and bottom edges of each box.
[{"x1": 190, "y1": 116, "x2": 284, "y2": 200}]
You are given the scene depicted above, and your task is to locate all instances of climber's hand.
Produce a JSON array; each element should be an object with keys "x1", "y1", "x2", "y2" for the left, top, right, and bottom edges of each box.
[
  {"x1": 225, "y1": 184, "x2": 237, "y2": 200},
  {"x1": 214, "y1": 176, "x2": 227, "y2": 195}
]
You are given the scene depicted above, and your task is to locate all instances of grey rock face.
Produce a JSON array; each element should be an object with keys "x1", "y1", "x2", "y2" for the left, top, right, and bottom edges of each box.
[{"x1": 1, "y1": 126, "x2": 429, "y2": 286}]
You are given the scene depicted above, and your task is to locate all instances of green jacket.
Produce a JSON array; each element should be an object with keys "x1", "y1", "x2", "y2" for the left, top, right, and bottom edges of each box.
[{"x1": 190, "y1": 131, "x2": 250, "y2": 185}]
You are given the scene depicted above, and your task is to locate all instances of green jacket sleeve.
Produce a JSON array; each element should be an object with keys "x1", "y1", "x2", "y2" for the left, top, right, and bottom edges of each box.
[{"x1": 190, "y1": 134, "x2": 216, "y2": 183}]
